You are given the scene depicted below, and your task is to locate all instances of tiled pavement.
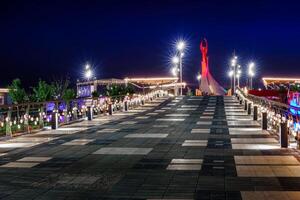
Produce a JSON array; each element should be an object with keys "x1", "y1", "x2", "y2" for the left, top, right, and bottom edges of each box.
[{"x1": 0, "y1": 96, "x2": 300, "y2": 199}]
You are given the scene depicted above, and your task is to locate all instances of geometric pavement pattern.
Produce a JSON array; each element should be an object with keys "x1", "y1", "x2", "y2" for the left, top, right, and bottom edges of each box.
[{"x1": 0, "y1": 96, "x2": 299, "y2": 199}]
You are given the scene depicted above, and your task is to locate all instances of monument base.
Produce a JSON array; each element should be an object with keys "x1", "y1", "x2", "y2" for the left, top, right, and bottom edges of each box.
[{"x1": 200, "y1": 71, "x2": 225, "y2": 95}]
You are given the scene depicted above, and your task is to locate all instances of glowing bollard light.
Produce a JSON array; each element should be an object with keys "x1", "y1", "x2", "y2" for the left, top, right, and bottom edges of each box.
[
  {"x1": 262, "y1": 112, "x2": 268, "y2": 130},
  {"x1": 253, "y1": 106, "x2": 258, "y2": 121},
  {"x1": 87, "y1": 106, "x2": 93, "y2": 121},
  {"x1": 108, "y1": 103, "x2": 113, "y2": 115},
  {"x1": 247, "y1": 103, "x2": 252, "y2": 115},
  {"x1": 280, "y1": 121, "x2": 288, "y2": 148},
  {"x1": 51, "y1": 112, "x2": 58, "y2": 130},
  {"x1": 124, "y1": 101, "x2": 128, "y2": 112}
]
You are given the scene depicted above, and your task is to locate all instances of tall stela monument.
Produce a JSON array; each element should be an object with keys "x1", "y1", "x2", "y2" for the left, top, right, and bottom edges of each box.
[{"x1": 199, "y1": 39, "x2": 225, "y2": 95}]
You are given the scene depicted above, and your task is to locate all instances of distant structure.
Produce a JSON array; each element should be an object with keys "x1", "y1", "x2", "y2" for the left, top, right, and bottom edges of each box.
[
  {"x1": 199, "y1": 39, "x2": 225, "y2": 95},
  {"x1": 0, "y1": 88, "x2": 10, "y2": 105},
  {"x1": 76, "y1": 77, "x2": 182, "y2": 97}
]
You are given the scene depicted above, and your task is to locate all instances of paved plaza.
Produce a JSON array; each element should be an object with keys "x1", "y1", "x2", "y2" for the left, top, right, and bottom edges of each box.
[{"x1": 0, "y1": 96, "x2": 299, "y2": 199}]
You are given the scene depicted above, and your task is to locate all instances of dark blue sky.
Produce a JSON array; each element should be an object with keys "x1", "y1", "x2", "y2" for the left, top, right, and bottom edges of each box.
[{"x1": 1, "y1": 0, "x2": 300, "y2": 88}]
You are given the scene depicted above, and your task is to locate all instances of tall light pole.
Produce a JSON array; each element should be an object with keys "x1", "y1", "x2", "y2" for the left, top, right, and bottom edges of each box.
[
  {"x1": 84, "y1": 64, "x2": 93, "y2": 81},
  {"x1": 228, "y1": 70, "x2": 234, "y2": 93},
  {"x1": 172, "y1": 56, "x2": 179, "y2": 96},
  {"x1": 197, "y1": 73, "x2": 201, "y2": 90},
  {"x1": 231, "y1": 56, "x2": 238, "y2": 93},
  {"x1": 176, "y1": 41, "x2": 185, "y2": 96},
  {"x1": 237, "y1": 65, "x2": 242, "y2": 88},
  {"x1": 248, "y1": 62, "x2": 255, "y2": 89}
]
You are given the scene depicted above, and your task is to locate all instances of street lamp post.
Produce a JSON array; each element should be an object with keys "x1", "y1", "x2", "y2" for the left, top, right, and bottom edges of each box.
[
  {"x1": 84, "y1": 64, "x2": 93, "y2": 81},
  {"x1": 197, "y1": 73, "x2": 201, "y2": 90},
  {"x1": 237, "y1": 66, "x2": 242, "y2": 88},
  {"x1": 228, "y1": 70, "x2": 234, "y2": 93},
  {"x1": 248, "y1": 62, "x2": 255, "y2": 90},
  {"x1": 231, "y1": 56, "x2": 238, "y2": 93},
  {"x1": 176, "y1": 41, "x2": 185, "y2": 96},
  {"x1": 172, "y1": 56, "x2": 179, "y2": 96}
]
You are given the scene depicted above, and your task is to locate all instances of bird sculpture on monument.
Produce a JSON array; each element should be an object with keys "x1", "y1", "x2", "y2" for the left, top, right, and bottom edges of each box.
[{"x1": 199, "y1": 39, "x2": 226, "y2": 95}]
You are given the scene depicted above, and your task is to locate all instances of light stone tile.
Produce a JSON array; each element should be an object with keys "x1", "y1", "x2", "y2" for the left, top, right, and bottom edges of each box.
[
  {"x1": 153, "y1": 125, "x2": 169, "y2": 128},
  {"x1": 232, "y1": 144, "x2": 280, "y2": 150},
  {"x1": 167, "y1": 103, "x2": 176, "y2": 106},
  {"x1": 63, "y1": 139, "x2": 94, "y2": 145},
  {"x1": 207, "y1": 106, "x2": 215, "y2": 109},
  {"x1": 0, "y1": 142, "x2": 38, "y2": 149},
  {"x1": 154, "y1": 110, "x2": 166, "y2": 113},
  {"x1": 213, "y1": 160, "x2": 224, "y2": 163},
  {"x1": 196, "y1": 121, "x2": 212, "y2": 125},
  {"x1": 165, "y1": 114, "x2": 190, "y2": 117},
  {"x1": 181, "y1": 105, "x2": 198, "y2": 108},
  {"x1": 156, "y1": 118, "x2": 185, "y2": 122},
  {"x1": 241, "y1": 191, "x2": 300, "y2": 200},
  {"x1": 93, "y1": 147, "x2": 153, "y2": 155},
  {"x1": 200, "y1": 116, "x2": 213, "y2": 119},
  {"x1": 202, "y1": 113, "x2": 214, "y2": 116},
  {"x1": 113, "y1": 113, "x2": 136, "y2": 116},
  {"x1": 237, "y1": 166, "x2": 300, "y2": 177},
  {"x1": 191, "y1": 129, "x2": 210, "y2": 134},
  {"x1": 226, "y1": 112, "x2": 248, "y2": 116},
  {"x1": 288, "y1": 166, "x2": 300, "y2": 176},
  {"x1": 127, "y1": 109, "x2": 147, "y2": 113},
  {"x1": 17, "y1": 157, "x2": 52, "y2": 162},
  {"x1": 125, "y1": 133, "x2": 168, "y2": 138},
  {"x1": 228, "y1": 121, "x2": 260, "y2": 126},
  {"x1": 0, "y1": 162, "x2": 39, "y2": 168},
  {"x1": 177, "y1": 108, "x2": 197, "y2": 111},
  {"x1": 231, "y1": 138, "x2": 277, "y2": 144},
  {"x1": 171, "y1": 159, "x2": 203, "y2": 164},
  {"x1": 226, "y1": 116, "x2": 252, "y2": 121},
  {"x1": 146, "y1": 113, "x2": 159, "y2": 116},
  {"x1": 229, "y1": 128, "x2": 269, "y2": 135},
  {"x1": 135, "y1": 116, "x2": 150, "y2": 119},
  {"x1": 10, "y1": 137, "x2": 56, "y2": 143},
  {"x1": 98, "y1": 128, "x2": 120, "y2": 133},
  {"x1": 225, "y1": 109, "x2": 245, "y2": 112},
  {"x1": 234, "y1": 156, "x2": 300, "y2": 165},
  {"x1": 213, "y1": 166, "x2": 224, "y2": 170},
  {"x1": 144, "y1": 104, "x2": 159, "y2": 107},
  {"x1": 182, "y1": 140, "x2": 207, "y2": 146},
  {"x1": 57, "y1": 127, "x2": 88, "y2": 131},
  {"x1": 167, "y1": 164, "x2": 202, "y2": 170},
  {"x1": 119, "y1": 121, "x2": 137, "y2": 125}
]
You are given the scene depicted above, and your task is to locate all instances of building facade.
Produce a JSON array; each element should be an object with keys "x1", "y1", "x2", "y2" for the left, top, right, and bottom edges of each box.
[{"x1": 0, "y1": 88, "x2": 10, "y2": 105}]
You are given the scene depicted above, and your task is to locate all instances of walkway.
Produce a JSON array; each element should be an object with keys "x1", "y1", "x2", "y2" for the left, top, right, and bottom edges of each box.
[{"x1": 0, "y1": 96, "x2": 299, "y2": 200}]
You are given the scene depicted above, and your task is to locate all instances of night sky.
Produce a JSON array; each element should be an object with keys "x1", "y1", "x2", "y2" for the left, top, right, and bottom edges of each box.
[{"x1": 1, "y1": 0, "x2": 300, "y2": 89}]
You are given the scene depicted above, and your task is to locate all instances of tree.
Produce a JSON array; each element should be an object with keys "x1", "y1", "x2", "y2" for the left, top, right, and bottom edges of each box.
[
  {"x1": 92, "y1": 91, "x2": 99, "y2": 98},
  {"x1": 106, "y1": 84, "x2": 135, "y2": 97},
  {"x1": 52, "y1": 77, "x2": 70, "y2": 100},
  {"x1": 32, "y1": 80, "x2": 54, "y2": 128},
  {"x1": 62, "y1": 88, "x2": 76, "y2": 123},
  {"x1": 8, "y1": 79, "x2": 28, "y2": 104},
  {"x1": 125, "y1": 84, "x2": 135, "y2": 95},
  {"x1": 8, "y1": 79, "x2": 28, "y2": 121},
  {"x1": 32, "y1": 80, "x2": 54, "y2": 102},
  {"x1": 62, "y1": 88, "x2": 76, "y2": 105}
]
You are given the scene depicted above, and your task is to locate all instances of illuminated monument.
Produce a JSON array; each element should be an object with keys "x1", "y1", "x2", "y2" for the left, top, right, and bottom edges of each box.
[{"x1": 199, "y1": 39, "x2": 225, "y2": 95}]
